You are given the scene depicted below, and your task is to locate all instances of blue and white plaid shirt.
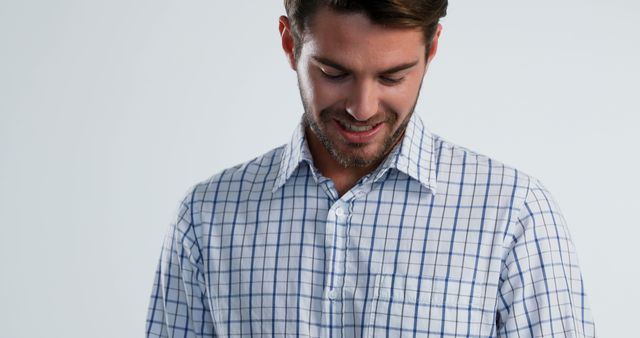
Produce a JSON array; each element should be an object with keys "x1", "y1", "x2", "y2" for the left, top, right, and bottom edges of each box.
[{"x1": 146, "y1": 114, "x2": 595, "y2": 337}]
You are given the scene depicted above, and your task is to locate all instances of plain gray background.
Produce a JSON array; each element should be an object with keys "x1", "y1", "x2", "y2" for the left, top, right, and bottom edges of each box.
[{"x1": 1, "y1": 1, "x2": 638, "y2": 337}]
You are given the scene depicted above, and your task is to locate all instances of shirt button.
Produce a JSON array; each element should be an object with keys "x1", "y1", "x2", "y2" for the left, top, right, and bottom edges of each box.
[
  {"x1": 328, "y1": 289, "x2": 337, "y2": 300},
  {"x1": 335, "y1": 207, "x2": 345, "y2": 217}
]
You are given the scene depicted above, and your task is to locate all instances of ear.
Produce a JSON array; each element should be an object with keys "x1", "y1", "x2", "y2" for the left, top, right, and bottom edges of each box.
[
  {"x1": 279, "y1": 15, "x2": 297, "y2": 71},
  {"x1": 426, "y1": 23, "x2": 443, "y2": 68}
]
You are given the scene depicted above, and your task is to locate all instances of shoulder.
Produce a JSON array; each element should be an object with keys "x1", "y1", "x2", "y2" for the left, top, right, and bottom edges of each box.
[
  {"x1": 168, "y1": 144, "x2": 286, "y2": 237},
  {"x1": 431, "y1": 133, "x2": 572, "y2": 246},
  {"x1": 189, "y1": 144, "x2": 286, "y2": 206},
  {"x1": 435, "y1": 134, "x2": 569, "y2": 234},
  {"x1": 431, "y1": 133, "x2": 538, "y2": 194},
  {"x1": 430, "y1": 133, "x2": 559, "y2": 225}
]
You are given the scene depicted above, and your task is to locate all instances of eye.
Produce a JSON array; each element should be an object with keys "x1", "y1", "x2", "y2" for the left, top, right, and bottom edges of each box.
[
  {"x1": 320, "y1": 70, "x2": 348, "y2": 81},
  {"x1": 380, "y1": 76, "x2": 404, "y2": 85}
]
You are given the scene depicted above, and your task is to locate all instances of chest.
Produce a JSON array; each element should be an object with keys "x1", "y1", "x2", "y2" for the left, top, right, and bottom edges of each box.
[{"x1": 199, "y1": 182, "x2": 513, "y2": 337}]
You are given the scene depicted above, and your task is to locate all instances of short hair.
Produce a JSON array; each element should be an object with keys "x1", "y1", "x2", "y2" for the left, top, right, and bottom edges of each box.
[{"x1": 283, "y1": 0, "x2": 449, "y2": 59}]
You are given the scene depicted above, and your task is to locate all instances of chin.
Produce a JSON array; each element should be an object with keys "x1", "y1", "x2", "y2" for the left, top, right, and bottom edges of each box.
[{"x1": 334, "y1": 144, "x2": 386, "y2": 168}]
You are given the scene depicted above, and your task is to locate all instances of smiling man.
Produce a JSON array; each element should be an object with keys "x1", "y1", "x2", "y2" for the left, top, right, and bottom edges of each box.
[
  {"x1": 295, "y1": 7, "x2": 433, "y2": 196},
  {"x1": 146, "y1": 1, "x2": 595, "y2": 337}
]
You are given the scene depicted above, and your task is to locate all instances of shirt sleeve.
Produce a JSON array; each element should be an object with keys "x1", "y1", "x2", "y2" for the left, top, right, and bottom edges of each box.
[
  {"x1": 145, "y1": 196, "x2": 216, "y2": 337},
  {"x1": 496, "y1": 178, "x2": 596, "y2": 337}
]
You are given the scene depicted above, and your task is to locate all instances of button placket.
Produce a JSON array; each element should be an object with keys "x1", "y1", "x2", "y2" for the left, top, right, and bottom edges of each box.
[{"x1": 325, "y1": 202, "x2": 350, "y2": 304}]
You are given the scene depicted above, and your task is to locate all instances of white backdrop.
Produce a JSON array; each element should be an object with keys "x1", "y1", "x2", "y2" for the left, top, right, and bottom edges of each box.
[{"x1": 1, "y1": 1, "x2": 638, "y2": 337}]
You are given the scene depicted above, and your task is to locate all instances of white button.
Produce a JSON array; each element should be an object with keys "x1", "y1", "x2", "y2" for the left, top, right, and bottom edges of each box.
[
  {"x1": 335, "y1": 207, "x2": 345, "y2": 217},
  {"x1": 328, "y1": 289, "x2": 337, "y2": 300}
]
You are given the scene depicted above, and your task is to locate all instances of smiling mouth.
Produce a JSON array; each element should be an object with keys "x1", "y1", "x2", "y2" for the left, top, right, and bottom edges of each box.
[
  {"x1": 336, "y1": 120, "x2": 382, "y2": 132},
  {"x1": 333, "y1": 119, "x2": 385, "y2": 144}
]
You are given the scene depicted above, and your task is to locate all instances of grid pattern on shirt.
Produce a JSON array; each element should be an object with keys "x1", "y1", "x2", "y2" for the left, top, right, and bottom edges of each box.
[{"x1": 146, "y1": 114, "x2": 595, "y2": 337}]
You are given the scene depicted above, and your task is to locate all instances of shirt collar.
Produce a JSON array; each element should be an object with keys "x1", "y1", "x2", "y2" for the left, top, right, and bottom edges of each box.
[
  {"x1": 271, "y1": 120, "x2": 316, "y2": 193},
  {"x1": 272, "y1": 113, "x2": 438, "y2": 195}
]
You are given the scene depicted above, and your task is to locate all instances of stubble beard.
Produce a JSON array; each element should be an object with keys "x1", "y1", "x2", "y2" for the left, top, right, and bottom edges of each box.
[{"x1": 300, "y1": 88, "x2": 419, "y2": 169}]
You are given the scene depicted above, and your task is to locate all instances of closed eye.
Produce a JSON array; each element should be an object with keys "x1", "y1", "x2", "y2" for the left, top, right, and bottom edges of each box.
[
  {"x1": 380, "y1": 76, "x2": 404, "y2": 85},
  {"x1": 320, "y1": 69, "x2": 348, "y2": 81},
  {"x1": 320, "y1": 68, "x2": 405, "y2": 85}
]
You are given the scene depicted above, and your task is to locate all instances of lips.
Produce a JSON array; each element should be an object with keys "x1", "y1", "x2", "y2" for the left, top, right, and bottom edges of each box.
[{"x1": 334, "y1": 119, "x2": 384, "y2": 143}]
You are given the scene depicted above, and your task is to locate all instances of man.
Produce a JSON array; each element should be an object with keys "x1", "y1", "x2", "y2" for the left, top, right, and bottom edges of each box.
[{"x1": 146, "y1": 1, "x2": 595, "y2": 337}]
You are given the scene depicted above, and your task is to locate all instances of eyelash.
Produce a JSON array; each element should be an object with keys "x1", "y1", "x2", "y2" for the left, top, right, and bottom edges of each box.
[{"x1": 320, "y1": 71, "x2": 404, "y2": 85}]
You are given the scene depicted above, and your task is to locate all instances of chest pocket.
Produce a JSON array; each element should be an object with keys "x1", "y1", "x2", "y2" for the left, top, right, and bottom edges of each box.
[{"x1": 364, "y1": 274, "x2": 496, "y2": 338}]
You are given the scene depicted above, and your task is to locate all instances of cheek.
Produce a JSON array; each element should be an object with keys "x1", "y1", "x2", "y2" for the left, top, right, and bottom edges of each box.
[
  {"x1": 303, "y1": 71, "x2": 345, "y2": 109},
  {"x1": 381, "y1": 86, "x2": 418, "y2": 117},
  {"x1": 396, "y1": 74, "x2": 424, "y2": 106}
]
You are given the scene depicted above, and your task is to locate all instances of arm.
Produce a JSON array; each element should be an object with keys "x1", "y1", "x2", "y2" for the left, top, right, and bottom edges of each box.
[
  {"x1": 496, "y1": 178, "x2": 596, "y2": 337},
  {"x1": 145, "y1": 196, "x2": 215, "y2": 337}
]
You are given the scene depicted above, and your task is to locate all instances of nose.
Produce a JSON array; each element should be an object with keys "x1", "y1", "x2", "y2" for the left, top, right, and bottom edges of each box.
[{"x1": 345, "y1": 80, "x2": 379, "y2": 122}]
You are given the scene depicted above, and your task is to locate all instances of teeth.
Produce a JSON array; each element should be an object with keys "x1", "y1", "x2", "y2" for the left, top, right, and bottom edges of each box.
[{"x1": 341, "y1": 122, "x2": 374, "y2": 132}]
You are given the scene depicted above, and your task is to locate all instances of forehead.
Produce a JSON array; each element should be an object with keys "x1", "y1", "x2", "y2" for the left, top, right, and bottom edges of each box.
[{"x1": 302, "y1": 6, "x2": 426, "y2": 71}]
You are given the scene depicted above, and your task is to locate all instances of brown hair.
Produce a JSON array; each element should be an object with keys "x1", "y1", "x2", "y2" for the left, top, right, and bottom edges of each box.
[{"x1": 283, "y1": 0, "x2": 448, "y2": 58}]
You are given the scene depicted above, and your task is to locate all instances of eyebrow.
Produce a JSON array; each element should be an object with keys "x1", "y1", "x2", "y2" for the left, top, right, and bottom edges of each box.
[{"x1": 311, "y1": 56, "x2": 419, "y2": 74}]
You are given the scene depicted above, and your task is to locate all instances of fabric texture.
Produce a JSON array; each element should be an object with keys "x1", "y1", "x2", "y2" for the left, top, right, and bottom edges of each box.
[{"x1": 146, "y1": 114, "x2": 595, "y2": 337}]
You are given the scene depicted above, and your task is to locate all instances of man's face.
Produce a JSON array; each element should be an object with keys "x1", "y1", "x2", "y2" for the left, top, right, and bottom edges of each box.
[{"x1": 282, "y1": 7, "x2": 440, "y2": 168}]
